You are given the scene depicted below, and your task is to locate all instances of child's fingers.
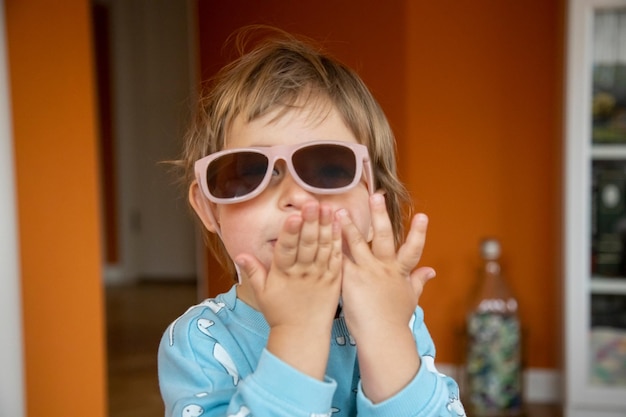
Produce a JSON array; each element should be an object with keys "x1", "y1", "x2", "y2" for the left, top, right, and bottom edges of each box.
[
  {"x1": 315, "y1": 204, "x2": 335, "y2": 267},
  {"x1": 397, "y1": 213, "x2": 429, "y2": 274},
  {"x1": 327, "y1": 217, "x2": 343, "y2": 275},
  {"x1": 273, "y1": 214, "x2": 303, "y2": 268},
  {"x1": 369, "y1": 193, "x2": 396, "y2": 260},
  {"x1": 296, "y1": 202, "x2": 321, "y2": 264},
  {"x1": 336, "y1": 208, "x2": 370, "y2": 262},
  {"x1": 408, "y1": 266, "x2": 436, "y2": 299},
  {"x1": 235, "y1": 254, "x2": 267, "y2": 293}
]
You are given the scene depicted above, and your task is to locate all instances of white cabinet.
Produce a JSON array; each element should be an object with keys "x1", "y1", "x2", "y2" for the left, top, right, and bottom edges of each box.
[{"x1": 565, "y1": 1, "x2": 626, "y2": 416}]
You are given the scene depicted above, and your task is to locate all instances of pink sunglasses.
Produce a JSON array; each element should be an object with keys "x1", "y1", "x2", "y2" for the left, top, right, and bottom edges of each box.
[{"x1": 194, "y1": 140, "x2": 374, "y2": 204}]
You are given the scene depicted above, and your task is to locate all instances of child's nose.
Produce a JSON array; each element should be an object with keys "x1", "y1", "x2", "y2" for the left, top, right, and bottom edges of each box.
[{"x1": 274, "y1": 161, "x2": 317, "y2": 209}]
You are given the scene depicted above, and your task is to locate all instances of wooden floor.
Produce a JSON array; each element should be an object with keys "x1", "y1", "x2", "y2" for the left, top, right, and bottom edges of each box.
[
  {"x1": 106, "y1": 281, "x2": 563, "y2": 417},
  {"x1": 106, "y1": 281, "x2": 197, "y2": 417}
]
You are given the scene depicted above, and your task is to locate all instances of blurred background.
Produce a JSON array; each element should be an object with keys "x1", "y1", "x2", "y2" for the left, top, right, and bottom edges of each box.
[{"x1": 2, "y1": 0, "x2": 566, "y2": 416}]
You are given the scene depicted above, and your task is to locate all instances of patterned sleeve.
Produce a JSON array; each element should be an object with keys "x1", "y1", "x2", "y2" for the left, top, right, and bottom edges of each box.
[
  {"x1": 158, "y1": 304, "x2": 338, "y2": 417},
  {"x1": 354, "y1": 307, "x2": 466, "y2": 417}
]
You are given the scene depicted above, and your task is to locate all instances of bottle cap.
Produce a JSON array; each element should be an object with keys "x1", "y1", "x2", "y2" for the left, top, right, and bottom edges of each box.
[{"x1": 481, "y1": 238, "x2": 501, "y2": 260}]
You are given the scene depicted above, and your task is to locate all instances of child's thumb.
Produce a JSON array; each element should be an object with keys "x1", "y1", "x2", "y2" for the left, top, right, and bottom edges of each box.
[
  {"x1": 234, "y1": 255, "x2": 266, "y2": 291},
  {"x1": 409, "y1": 266, "x2": 436, "y2": 300}
]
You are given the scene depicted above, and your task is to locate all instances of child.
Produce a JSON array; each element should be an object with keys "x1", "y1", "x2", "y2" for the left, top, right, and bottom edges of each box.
[{"x1": 158, "y1": 27, "x2": 465, "y2": 417}]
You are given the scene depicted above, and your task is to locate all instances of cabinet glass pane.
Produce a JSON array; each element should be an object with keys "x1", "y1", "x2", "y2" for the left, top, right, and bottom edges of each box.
[
  {"x1": 590, "y1": 294, "x2": 626, "y2": 386},
  {"x1": 593, "y1": 8, "x2": 626, "y2": 144},
  {"x1": 592, "y1": 160, "x2": 626, "y2": 276}
]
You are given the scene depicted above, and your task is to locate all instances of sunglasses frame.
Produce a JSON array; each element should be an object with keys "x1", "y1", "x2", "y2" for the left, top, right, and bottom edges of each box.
[{"x1": 194, "y1": 140, "x2": 374, "y2": 204}]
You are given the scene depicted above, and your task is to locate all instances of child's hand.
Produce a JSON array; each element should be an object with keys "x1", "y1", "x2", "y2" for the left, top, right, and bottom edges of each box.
[
  {"x1": 337, "y1": 193, "x2": 435, "y2": 402},
  {"x1": 244, "y1": 201, "x2": 342, "y2": 329},
  {"x1": 234, "y1": 201, "x2": 342, "y2": 380},
  {"x1": 338, "y1": 193, "x2": 433, "y2": 336}
]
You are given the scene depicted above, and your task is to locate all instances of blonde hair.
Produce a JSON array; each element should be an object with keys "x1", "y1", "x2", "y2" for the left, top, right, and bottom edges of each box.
[{"x1": 180, "y1": 26, "x2": 411, "y2": 274}]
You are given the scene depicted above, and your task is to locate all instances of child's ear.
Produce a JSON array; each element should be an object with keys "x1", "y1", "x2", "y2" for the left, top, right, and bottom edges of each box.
[{"x1": 189, "y1": 181, "x2": 220, "y2": 234}]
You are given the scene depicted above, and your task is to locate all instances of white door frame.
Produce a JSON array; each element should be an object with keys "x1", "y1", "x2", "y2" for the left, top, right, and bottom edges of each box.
[{"x1": 0, "y1": 1, "x2": 26, "y2": 416}]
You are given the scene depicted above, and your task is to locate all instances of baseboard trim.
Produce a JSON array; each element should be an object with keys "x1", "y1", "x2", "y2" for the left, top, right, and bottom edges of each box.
[
  {"x1": 103, "y1": 265, "x2": 134, "y2": 285},
  {"x1": 437, "y1": 363, "x2": 561, "y2": 404},
  {"x1": 524, "y1": 368, "x2": 562, "y2": 403}
]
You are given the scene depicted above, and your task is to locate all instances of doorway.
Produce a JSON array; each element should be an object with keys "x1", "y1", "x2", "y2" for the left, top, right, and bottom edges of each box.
[{"x1": 92, "y1": 1, "x2": 199, "y2": 415}]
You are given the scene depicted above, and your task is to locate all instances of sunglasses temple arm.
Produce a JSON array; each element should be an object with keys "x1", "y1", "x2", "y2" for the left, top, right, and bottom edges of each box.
[
  {"x1": 364, "y1": 159, "x2": 375, "y2": 195},
  {"x1": 198, "y1": 196, "x2": 244, "y2": 285}
]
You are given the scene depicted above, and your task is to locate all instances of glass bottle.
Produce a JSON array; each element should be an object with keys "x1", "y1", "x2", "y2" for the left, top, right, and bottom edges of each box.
[{"x1": 464, "y1": 238, "x2": 523, "y2": 416}]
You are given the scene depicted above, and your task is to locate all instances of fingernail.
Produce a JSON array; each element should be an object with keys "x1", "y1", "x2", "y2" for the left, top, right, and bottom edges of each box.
[
  {"x1": 336, "y1": 208, "x2": 348, "y2": 219},
  {"x1": 371, "y1": 193, "x2": 385, "y2": 206},
  {"x1": 234, "y1": 257, "x2": 247, "y2": 269},
  {"x1": 303, "y1": 203, "x2": 317, "y2": 216},
  {"x1": 416, "y1": 213, "x2": 429, "y2": 224},
  {"x1": 425, "y1": 269, "x2": 436, "y2": 281}
]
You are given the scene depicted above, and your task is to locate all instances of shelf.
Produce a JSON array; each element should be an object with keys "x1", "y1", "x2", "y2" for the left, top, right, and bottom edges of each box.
[
  {"x1": 591, "y1": 277, "x2": 626, "y2": 294},
  {"x1": 592, "y1": 145, "x2": 626, "y2": 159},
  {"x1": 566, "y1": 0, "x2": 626, "y2": 412}
]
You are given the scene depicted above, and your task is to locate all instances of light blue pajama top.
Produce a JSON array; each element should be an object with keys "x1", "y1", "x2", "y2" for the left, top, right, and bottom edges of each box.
[{"x1": 158, "y1": 285, "x2": 466, "y2": 417}]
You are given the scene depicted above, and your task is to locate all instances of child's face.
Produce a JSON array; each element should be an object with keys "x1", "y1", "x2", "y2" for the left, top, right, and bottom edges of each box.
[{"x1": 199, "y1": 102, "x2": 374, "y2": 272}]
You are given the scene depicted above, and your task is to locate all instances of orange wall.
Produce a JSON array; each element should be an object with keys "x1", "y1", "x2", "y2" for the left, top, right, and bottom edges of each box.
[
  {"x1": 6, "y1": 1, "x2": 107, "y2": 416},
  {"x1": 197, "y1": 0, "x2": 564, "y2": 370},
  {"x1": 406, "y1": 1, "x2": 564, "y2": 368}
]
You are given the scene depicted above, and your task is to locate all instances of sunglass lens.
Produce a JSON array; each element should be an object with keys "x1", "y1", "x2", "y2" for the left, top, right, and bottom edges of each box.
[
  {"x1": 293, "y1": 144, "x2": 357, "y2": 189},
  {"x1": 207, "y1": 152, "x2": 269, "y2": 199}
]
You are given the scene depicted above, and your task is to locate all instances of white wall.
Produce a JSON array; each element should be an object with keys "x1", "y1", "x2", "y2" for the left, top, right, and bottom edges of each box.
[
  {"x1": 104, "y1": 0, "x2": 197, "y2": 283},
  {"x1": 0, "y1": 1, "x2": 25, "y2": 415}
]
